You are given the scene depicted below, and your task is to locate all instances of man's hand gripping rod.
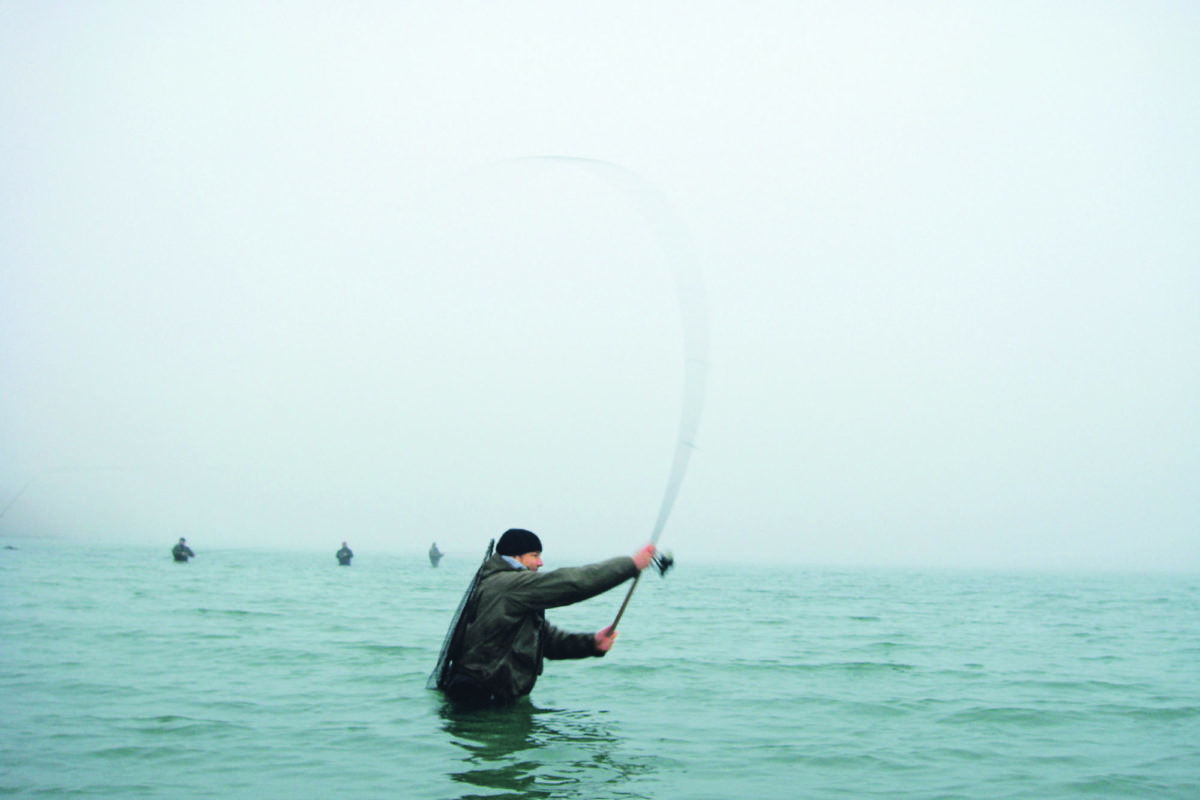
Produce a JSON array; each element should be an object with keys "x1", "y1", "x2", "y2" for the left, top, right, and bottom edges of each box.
[{"x1": 610, "y1": 550, "x2": 673, "y2": 629}]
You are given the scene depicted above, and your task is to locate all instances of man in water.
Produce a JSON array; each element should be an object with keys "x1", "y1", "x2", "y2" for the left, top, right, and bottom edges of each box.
[
  {"x1": 336, "y1": 541, "x2": 353, "y2": 566},
  {"x1": 172, "y1": 537, "x2": 194, "y2": 562},
  {"x1": 437, "y1": 527, "x2": 655, "y2": 707}
]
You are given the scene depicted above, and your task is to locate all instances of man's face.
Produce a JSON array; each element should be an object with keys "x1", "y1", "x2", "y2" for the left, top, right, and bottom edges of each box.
[{"x1": 515, "y1": 551, "x2": 543, "y2": 572}]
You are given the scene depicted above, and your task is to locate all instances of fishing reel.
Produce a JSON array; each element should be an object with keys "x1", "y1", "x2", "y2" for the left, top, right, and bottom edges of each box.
[{"x1": 651, "y1": 550, "x2": 674, "y2": 577}]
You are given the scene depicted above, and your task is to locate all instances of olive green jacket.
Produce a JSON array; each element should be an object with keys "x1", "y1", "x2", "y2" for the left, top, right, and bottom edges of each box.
[{"x1": 449, "y1": 554, "x2": 638, "y2": 702}]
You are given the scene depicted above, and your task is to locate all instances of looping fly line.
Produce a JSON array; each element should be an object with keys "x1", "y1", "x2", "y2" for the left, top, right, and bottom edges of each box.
[
  {"x1": 496, "y1": 156, "x2": 709, "y2": 628},
  {"x1": 501, "y1": 156, "x2": 709, "y2": 546}
]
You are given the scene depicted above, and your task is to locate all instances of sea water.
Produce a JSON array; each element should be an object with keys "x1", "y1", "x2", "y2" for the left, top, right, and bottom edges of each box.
[{"x1": 1, "y1": 539, "x2": 1197, "y2": 799}]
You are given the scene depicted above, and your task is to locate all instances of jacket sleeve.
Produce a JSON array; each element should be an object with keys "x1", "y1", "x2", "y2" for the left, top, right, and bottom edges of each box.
[
  {"x1": 542, "y1": 620, "x2": 603, "y2": 660},
  {"x1": 509, "y1": 556, "x2": 639, "y2": 611}
]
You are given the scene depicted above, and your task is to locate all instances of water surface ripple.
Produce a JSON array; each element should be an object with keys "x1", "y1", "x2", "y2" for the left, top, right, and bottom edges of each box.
[{"x1": 2, "y1": 541, "x2": 1197, "y2": 798}]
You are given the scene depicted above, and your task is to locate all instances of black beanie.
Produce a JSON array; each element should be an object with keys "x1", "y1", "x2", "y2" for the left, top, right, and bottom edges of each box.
[{"x1": 496, "y1": 528, "x2": 543, "y2": 557}]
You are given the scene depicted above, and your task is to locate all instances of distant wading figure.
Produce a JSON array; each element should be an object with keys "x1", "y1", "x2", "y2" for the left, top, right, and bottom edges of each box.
[
  {"x1": 336, "y1": 541, "x2": 353, "y2": 566},
  {"x1": 430, "y1": 528, "x2": 655, "y2": 707},
  {"x1": 172, "y1": 538, "x2": 194, "y2": 563},
  {"x1": 429, "y1": 541, "x2": 443, "y2": 568}
]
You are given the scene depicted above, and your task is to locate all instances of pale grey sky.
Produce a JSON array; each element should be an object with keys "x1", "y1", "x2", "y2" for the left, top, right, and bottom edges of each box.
[{"x1": 2, "y1": 2, "x2": 1197, "y2": 570}]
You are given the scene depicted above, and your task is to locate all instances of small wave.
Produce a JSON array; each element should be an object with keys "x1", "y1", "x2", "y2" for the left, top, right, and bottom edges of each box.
[
  {"x1": 1009, "y1": 677, "x2": 1151, "y2": 695},
  {"x1": 90, "y1": 745, "x2": 187, "y2": 760},
  {"x1": 126, "y1": 714, "x2": 250, "y2": 736},
  {"x1": 940, "y1": 705, "x2": 1083, "y2": 726},
  {"x1": 1063, "y1": 773, "x2": 1171, "y2": 795},
  {"x1": 803, "y1": 660, "x2": 916, "y2": 674},
  {"x1": 854, "y1": 640, "x2": 910, "y2": 652},
  {"x1": 357, "y1": 643, "x2": 421, "y2": 655},
  {"x1": 608, "y1": 663, "x2": 662, "y2": 677},
  {"x1": 1095, "y1": 703, "x2": 1200, "y2": 721},
  {"x1": 195, "y1": 607, "x2": 283, "y2": 618}
]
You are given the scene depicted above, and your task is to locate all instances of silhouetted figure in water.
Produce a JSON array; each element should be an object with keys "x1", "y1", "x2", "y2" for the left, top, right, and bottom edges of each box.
[
  {"x1": 172, "y1": 538, "x2": 194, "y2": 562},
  {"x1": 429, "y1": 542, "x2": 444, "y2": 567},
  {"x1": 336, "y1": 541, "x2": 353, "y2": 566}
]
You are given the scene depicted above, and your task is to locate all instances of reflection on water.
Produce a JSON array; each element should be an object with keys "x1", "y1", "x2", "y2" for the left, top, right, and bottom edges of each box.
[{"x1": 440, "y1": 700, "x2": 653, "y2": 800}]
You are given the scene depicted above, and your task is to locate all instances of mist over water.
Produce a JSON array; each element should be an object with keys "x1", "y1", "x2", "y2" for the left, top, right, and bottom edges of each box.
[{"x1": 2, "y1": 4, "x2": 1198, "y2": 573}]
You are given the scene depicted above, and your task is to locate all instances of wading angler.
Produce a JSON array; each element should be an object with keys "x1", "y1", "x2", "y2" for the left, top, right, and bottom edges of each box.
[{"x1": 429, "y1": 528, "x2": 655, "y2": 707}]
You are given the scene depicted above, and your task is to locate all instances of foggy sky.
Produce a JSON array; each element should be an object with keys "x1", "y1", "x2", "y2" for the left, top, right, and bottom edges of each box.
[{"x1": 2, "y1": 2, "x2": 1197, "y2": 571}]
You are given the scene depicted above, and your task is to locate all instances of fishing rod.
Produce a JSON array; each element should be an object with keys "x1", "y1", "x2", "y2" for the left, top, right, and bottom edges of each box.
[
  {"x1": 480, "y1": 156, "x2": 709, "y2": 633},
  {"x1": 527, "y1": 159, "x2": 707, "y2": 633},
  {"x1": 609, "y1": 548, "x2": 675, "y2": 630}
]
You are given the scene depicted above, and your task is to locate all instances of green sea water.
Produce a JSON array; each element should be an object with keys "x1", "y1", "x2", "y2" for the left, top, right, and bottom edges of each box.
[{"x1": 1, "y1": 540, "x2": 1197, "y2": 799}]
